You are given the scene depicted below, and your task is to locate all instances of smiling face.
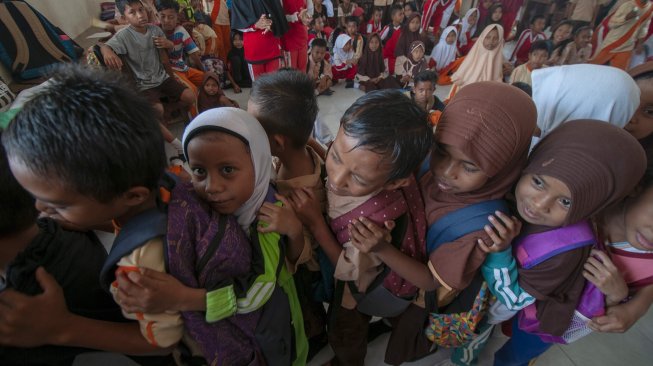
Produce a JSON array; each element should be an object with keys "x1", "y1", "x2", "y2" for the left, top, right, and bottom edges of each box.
[
  {"x1": 515, "y1": 173, "x2": 572, "y2": 227},
  {"x1": 430, "y1": 144, "x2": 489, "y2": 194},
  {"x1": 122, "y1": 2, "x2": 149, "y2": 29},
  {"x1": 553, "y1": 24, "x2": 573, "y2": 43},
  {"x1": 158, "y1": 8, "x2": 178, "y2": 32},
  {"x1": 575, "y1": 29, "x2": 592, "y2": 48},
  {"x1": 483, "y1": 28, "x2": 500, "y2": 50},
  {"x1": 622, "y1": 186, "x2": 653, "y2": 251},
  {"x1": 203, "y1": 78, "x2": 220, "y2": 96},
  {"x1": 626, "y1": 78, "x2": 653, "y2": 140},
  {"x1": 403, "y1": 5, "x2": 412, "y2": 18},
  {"x1": 187, "y1": 131, "x2": 255, "y2": 215},
  {"x1": 233, "y1": 33, "x2": 244, "y2": 48}
]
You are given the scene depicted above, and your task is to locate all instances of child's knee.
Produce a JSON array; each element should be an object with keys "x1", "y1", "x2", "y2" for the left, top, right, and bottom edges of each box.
[{"x1": 180, "y1": 88, "x2": 197, "y2": 105}]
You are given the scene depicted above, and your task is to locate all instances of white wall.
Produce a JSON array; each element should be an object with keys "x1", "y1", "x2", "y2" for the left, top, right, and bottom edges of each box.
[{"x1": 25, "y1": 0, "x2": 106, "y2": 39}]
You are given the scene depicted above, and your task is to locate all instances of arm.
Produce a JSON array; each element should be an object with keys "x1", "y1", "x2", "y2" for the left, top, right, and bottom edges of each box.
[
  {"x1": 583, "y1": 250, "x2": 629, "y2": 306},
  {"x1": 590, "y1": 284, "x2": 653, "y2": 333},
  {"x1": 158, "y1": 48, "x2": 175, "y2": 78},
  {"x1": 481, "y1": 249, "x2": 536, "y2": 310},
  {"x1": 188, "y1": 51, "x2": 204, "y2": 70},
  {"x1": 566, "y1": 1, "x2": 576, "y2": 19}
]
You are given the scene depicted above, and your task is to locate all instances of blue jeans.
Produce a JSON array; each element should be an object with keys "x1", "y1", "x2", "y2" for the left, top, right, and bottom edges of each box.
[{"x1": 493, "y1": 319, "x2": 552, "y2": 366}]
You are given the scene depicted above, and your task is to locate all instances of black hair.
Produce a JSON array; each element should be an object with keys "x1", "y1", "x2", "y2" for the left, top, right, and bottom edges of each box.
[
  {"x1": 390, "y1": 4, "x2": 404, "y2": 17},
  {"x1": 346, "y1": 15, "x2": 360, "y2": 26},
  {"x1": 311, "y1": 38, "x2": 328, "y2": 49},
  {"x1": 155, "y1": 0, "x2": 180, "y2": 12},
  {"x1": 340, "y1": 90, "x2": 432, "y2": 181},
  {"x1": 231, "y1": 30, "x2": 243, "y2": 42},
  {"x1": 0, "y1": 132, "x2": 38, "y2": 237},
  {"x1": 414, "y1": 70, "x2": 438, "y2": 85},
  {"x1": 373, "y1": 6, "x2": 384, "y2": 13},
  {"x1": 249, "y1": 69, "x2": 318, "y2": 149},
  {"x1": 404, "y1": 2, "x2": 418, "y2": 12},
  {"x1": 511, "y1": 82, "x2": 532, "y2": 97},
  {"x1": 574, "y1": 26, "x2": 592, "y2": 37},
  {"x1": 529, "y1": 40, "x2": 550, "y2": 56},
  {"x1": 116, "y1": 0, "x2": 144, "y2": 15},
  {"x1": 530, "y1": 14, "x2": 546, "y2": 25},
  {"x1": 1, "y1": 65, "x2": 166, "y2": 203}
]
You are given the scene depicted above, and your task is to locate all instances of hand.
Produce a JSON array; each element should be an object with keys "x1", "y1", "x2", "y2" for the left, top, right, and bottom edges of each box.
[
  {"x1": 502, "y1": 62, "x2": 514, "y2": 76},
  {"x1": 257, "y1": 194, "x2": 303, "y2": 240},
  {"x1": 348, "y1": 217, "x2": 395, "y2": 254},
  {"x1": 0, "y1": 268, "x2": 71, "y2": 347},
  {"x1": 477, "y1": 212, "x2": 522, "y2": 253},
  {"x1": 583, "y1": 250, "x2": 629, "y2": 306},
  {"x1": 101, "y1": 45, "x2": 123, "y2": 70},
  {"x1": 589, "y1": 301, "x2": 640, "y2": 333},
  {"x1": 116, "y1": 268, "x2": 199, "y2": 313},
  {"x1": 229, "y1": 98, "x2": 240, "y2": 108},
  {"x1": 233, "y1": 84, "x2": 242, "y2": 93},
  {"x1": 255, "y1": 15, "x2": 273, "y2": 34},
  {"x1": 299, "y1": 8, "x2": 311, "y2": 25},
  {"x1": 287, "y1": 187, "x2": 323, "y2": 230},
  {"x1": 401, "y1": 74, "x2": 411, "y2": 83},
  {"x1": 153, "y1": 36, "x2": 173, "y2": 49}
]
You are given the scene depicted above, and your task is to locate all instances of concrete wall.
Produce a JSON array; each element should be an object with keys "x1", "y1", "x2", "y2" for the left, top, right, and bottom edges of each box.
[{"x1": 26, "y1": 0, "x2": 106, "y2": 39}]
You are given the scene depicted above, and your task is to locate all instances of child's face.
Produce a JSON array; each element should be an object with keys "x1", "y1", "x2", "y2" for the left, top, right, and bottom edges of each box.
[
  {"x1": 483, "y1": 28, "x2": 500, "y2": 50},
  {"x1": 445, "y1": 30, "x2": 456, "y2": 45},
  {"x1": 553, "y1": 24, "x2": 572, "y2": 43},
  {"x1": 203, "y1": 78, "x2": 220, "y2": 96},
  {"x1": 482, "y1": 0, "x2": 493, "y2": 9},
  {"x1": 404, "y1": 5, "x2": 413, "y2": 19},
  {"x1": 575, "y1": 29, "x2": 592, "y2": 48},
  {"x1": 515, "y1": 174, "x2": 572, "y2": 227},
  {"x1": 122, "y1": 2, "x2": 149, "y2": 28},
  {"x1": 314, "y1": 17, "x2": 325, "y2": 31},
  {"x1": 326, "y1": 127, "x2": 404, "y2": 197},
  {"x1": 187, "y1": 131, "x2": 255, "y2": 215},
  {"x1": 413, "y1": 81, "x2": 435, "y2": 106},
  {"x1": 491, "y1": 7, "x2": 503, "y2": 22},
  {"x1": 233, "y1": 34, "x2": 244, "y2": 48},
  {"x1": 431, "y1": 144, "x2": 488, "y2": 194},
  {"x1": 374, "y1": 10, "x2": 383, "y2": 22},
  {"x1": 528, "y1": 49, "x2": 549, "y2": 69},
  {"x1": 408, "y1": 15, "x2": 421, "y2": 32},
  {"x1": 368, "y1": 36, "x2": 380, "y2": 52},
  {"x1": 411, "y1": 45, "x2": 425, "y2": 61},
  {"x1": 311, "y1": 46, "x2": 327, "y2": 62},
  {"x1": 392, "y1": 10, "x2": 405, "y2": 25},
  {"x1": 625, "y1": 79, "x2": 653, "y2": 140},
  {"x1": 8, "y1": 160, "x2": 134, "y2": 230},
  {"x1": 622, "y1": 186, "x2": 653, "y2": 251},
  {"x1": 468, "y1": 12, "x2": 478, "y2": 26},
  {"x1": 532, "y1": 18, "x2": 546, "y2": 33},
  {"x1": 346, "y1": 21, "x2": 358, "y2": 36},
  {"x1": 343, "y1": 40, "x2": 352, "y2": 52},
  {"x1": 158, "y1": 8, "x2": 179, "y2": 32}
]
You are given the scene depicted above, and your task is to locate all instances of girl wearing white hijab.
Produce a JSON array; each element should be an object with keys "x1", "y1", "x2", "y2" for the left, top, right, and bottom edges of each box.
[
  {"x1": 455, "y1": 7, "x2": 479, "y2": 55},
  {"x1": 430, "y1": 25, "x2": 459, "y2": 73},
  {"x1": 332, "y1": 33, "x2": 358, "y2": 83}
]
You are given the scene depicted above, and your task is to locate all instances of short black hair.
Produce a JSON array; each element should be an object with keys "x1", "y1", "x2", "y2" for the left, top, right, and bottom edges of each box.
[
  {"x1": 390, "y1": 4, "x2": 403, "y2": 17},
  {"x1": 116, "y1": 0, "x2": 144, "y2": 15},
  {"x1": 529, "y1": 40, "x2": 550, "y2": 56},
  {"x1": 404, "y1": 2, "x2": 418, "y2": 12},
  {"x1": 414, "y1": 70, "x2": 438, "y2": 85},
  {"x1": 346, "y1": 15, "x2": 359, "y2": 26},
  {"x1": 155, "y1": 0, "x2": 180, "y2": 12},
  {"x1": 250, "y1": 69, "x2": 318, "y2": 149},
  {"x1": 511, "y1": 82, "x2": 532, "y2": 97},
  {"x1": 0, "y1": 133, "x2": 38, "y2": 237},
  {"x1": 2, "y1": 65, "x2": 166, "y2": 203},
  {"x1": 340, "y1": 90, "x2": 432, "y2": 181},
  {"x1": 530, "y1": 14, "x2": 546, "y2": 25},
  {"x1": 311, "y1": 38, "x2": 328, "y2": 50},
  {"x1": 373, "y1": 7, "x2": 384, "y2": 13}
]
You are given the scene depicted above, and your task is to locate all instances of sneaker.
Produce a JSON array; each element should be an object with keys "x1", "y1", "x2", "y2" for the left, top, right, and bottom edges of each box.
[{"x1": 345, "y1": 79, "x2": 354, "y2": 88}]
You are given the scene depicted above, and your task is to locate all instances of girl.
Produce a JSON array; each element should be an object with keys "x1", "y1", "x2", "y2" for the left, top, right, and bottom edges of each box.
[
  {"x1": 626, "y1": 61, "x2": 653, "y2": 161},
  {"x1": 482, "y1": 120, "x2": 646, "y2": 366},
  {"x1": 394, "y1": 13, "x2": 422, "y2": 60},
  {"x1": 557, "y1": 26, "x2": 594, "y2": 65},
  {"x1": 545, "y1": 20, "x2": 574, "y2": 65},
  {"x1": 421, "y1": 81, "x2": 536, "y2": 366},
  {"x1": 429, "y1": 26, "x2": 458, "y2": 79},
  {"x1": 449, "y1": 24, "x2": 506, "y2": 98},
  {"x1": 332, "y1": 34, "x2": 358, "y2": 86},
  {"x1": 422, "y1": 0, "x2": 457, "y2": 37},
  {"x1": 395, "y1": 40, "x2": 428, "y2": 88},
  {"x1": 227, "y1": 31, "x2": 252, "y2": 93},
  {"x1": 338, "y1": 0, "x2": 358, "y2": 27},
  {"x1": 404, "y1": 1, "x2": 417, "y2": 20},
  {"x1": 197, "y1": 72, "x2": 239, "y2": 113},
  {"x1": 456, "y1": 7, "x2": 479, "y2": 55},
  {"x1": 231, "y1": 0, "x2": 289, "y2": 81},
  {"x1": 356, "y1": 33, "x2": 401, "y2": 91},
  {"x1": 474, "y1": 3, "x2": 502, "y2": 38}
]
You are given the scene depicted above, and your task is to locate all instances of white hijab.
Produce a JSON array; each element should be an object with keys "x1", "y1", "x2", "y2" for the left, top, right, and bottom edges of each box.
[
  {"x1": 182, "y1": 107, "x2": 272, "y2": 232},
  {"x1": 430, "y1": 26, "x2": 458, "y2": 71},
  {"x1": 333, "y1": 33, "x2": 354, "y2": 66},
  {"x1": 532, "y1": 64, "x2": 640, "y2": 139},
  {"x1": 457, "y1": 8, "x2": 479, "y2": 46}
]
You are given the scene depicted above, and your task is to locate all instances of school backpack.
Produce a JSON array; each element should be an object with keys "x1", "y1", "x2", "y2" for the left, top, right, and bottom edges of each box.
[
  {"x1": 0, "y1": 0, "x2": 79, "y2": 81},
  {"x1": 514, "y1": 220, "x2": 605, "y2": 344}
]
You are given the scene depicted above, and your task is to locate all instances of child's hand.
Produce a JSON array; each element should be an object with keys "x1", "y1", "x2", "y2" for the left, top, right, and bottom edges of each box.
[
  {"x1": 0, "y1": 268, "x2": 71, "y2": 347},
  {"x1": 153, "y1": 36, "x2": 173, "y2": 49},
  {"x1": 477, "y1": 212, "x2": 522, "y2": 253},
  {"x1": 116, "y1": 268, "x2": 197, "y2": 313},
  {"x1": 287, "y1": 187, "x2": 323, "y2": 230},
  {"x1": 348, "y1": 217, "x2": 395, "y2": 254},
  {"x1": 229, "y1": 98, "x2": 240, "y2": 108},
  {"x1": 233, "y1": 84, "x2": 242, "y2": 93},
  {"x1": 100, "y1": 45, "x2": 122, "y2": 70},
  {"x1": 257, "y1": 194, "x2": 303, "y2": 240},
  {"x1": 589, "y1": 300, "x2": 641, "y2": 333},
  {"x1": 401, "y1": 74, "x2": 411, "y2": 83},
  {"x1": 583, "y1": 250, "x2": 629, "y2": 306}
]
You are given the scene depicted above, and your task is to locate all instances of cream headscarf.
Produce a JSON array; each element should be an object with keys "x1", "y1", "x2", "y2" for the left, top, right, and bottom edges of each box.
[
  {"x1": 451, "y1": 23, "x2": 504, "y2": 88},
  {"x1": 430, "y1": 26, "x2": 458, "y2": 71},
  {"x1": 182, "y1": 107, "x2": 272, "y2": 232}
]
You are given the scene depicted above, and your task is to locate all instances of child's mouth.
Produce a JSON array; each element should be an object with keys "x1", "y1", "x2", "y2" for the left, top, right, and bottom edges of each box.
[
  {"x1": 636, "y1": 231, "x2": 653, "y2": 250},
  {"x1": 437, "y1": 179, "x2": 453, "y2": 192}
]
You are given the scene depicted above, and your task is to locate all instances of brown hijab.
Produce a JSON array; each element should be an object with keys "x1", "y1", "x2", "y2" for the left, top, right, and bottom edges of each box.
[
  {"x1": 357, "y1": 33, "x2": 385, "y2": 78},
  {"x1": 197, "y1": 72, "x2": 225, "y2": 113},
  {"x1": 394, "y1": 12, "x2": 422, "y2": 57}
]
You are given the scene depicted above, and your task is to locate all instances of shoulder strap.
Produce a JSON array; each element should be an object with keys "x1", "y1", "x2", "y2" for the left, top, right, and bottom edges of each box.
[
  {"x1": 427, "y1": 199, "x2": 509, "y2": 254},
  {"x1": 514, "y1": 221, "x2": 596, "y2": 269}
]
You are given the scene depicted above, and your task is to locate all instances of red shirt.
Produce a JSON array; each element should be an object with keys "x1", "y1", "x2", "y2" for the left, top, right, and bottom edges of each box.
[
  {"x1": 281, "y1": 0, "x2": 309, "y2": 52},
  {"x1": 244, "y1": 29, "x2": 281, "y2": 63}
]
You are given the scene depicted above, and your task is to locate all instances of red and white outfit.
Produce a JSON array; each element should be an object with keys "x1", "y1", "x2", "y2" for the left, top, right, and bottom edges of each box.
[
  {"x1": 281, "y1": 0, "x2": 309, "y2": 71},
  {"x1": 381, "y1": 23, "x2": 402, "y2": 74},
  {"x1": 455, "y1": 8, "x2": 479, "y2": 55},
  {"x1": 366, "y1": 19, "x2": 382, "y2": 35},
  {"x1": 422, "y1": 0, "x2": 457, "y2": 33},
  {"x1": 332, "y1": 34, "x2": 358, "y2": 80},
  {"x1": 510, "y1": 29, "x2": 547, "y2": 64}
]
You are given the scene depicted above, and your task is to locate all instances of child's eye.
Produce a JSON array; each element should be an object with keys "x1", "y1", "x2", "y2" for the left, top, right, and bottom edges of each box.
[
  {"x1": 352, "y1": 175, "x2": 368, "y2": 186},
  {"x1": 559, "y1": 198, "x2": 572, "y2": 209},
  {"x1": 644, "y1": 107, "x2": 653, "y2": 117},
  {"x1": 221, "y1": 166, "x2": 235, "y2": 175},
  {"x1": 191, "y1": 167, "x2": 206, "y2": 177},
  {"x1": 531, "y1": 175, "x2": 544, "y2": 188},
  {"x1": 463, "y1": 163, "x2": 480, "y2": 173}
]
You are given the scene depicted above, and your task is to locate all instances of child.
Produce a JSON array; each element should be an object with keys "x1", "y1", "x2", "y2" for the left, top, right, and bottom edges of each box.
[
  {"x1": 231, "y1": 0, "x2": 289, "y2": 80},
  {"x1": 197, "y1": 72, "x2": 239, "y2": 112},
  {"x1": 338, "y1": 0, "x2": 358, "y2": 27},
  {"x1": 546, "y1": 20, "x2": 574, "y2": 65},
  {"x1": 381, "y1": 4, "x2": 406, "y2": 75},
  {"x1": 420, "y1": 81, "x2": 536, "y2": 366},
  {"x1": 332, "y1": 34, "x2": 358, "y2": 87},
  {"x1": 557, "y1": 26, "x2": 594, "y2": 65},
  {"x1": 395, "y1": 40, "x2": 428, "y2": 88},
  {"x1": 209, "y1": 0, "x2": 232, "y2": 60},
  {"x1": 591, "y1": 0, "x2": 653, "y2": 70},
  {"x1": 406, "y1": 70, "x2": 445, "y2": 114},
  {"x1": 475, "y1": 3, "x2": 503, "y2": 38},
  {"x1": 227, "y1": 31, "x2": 252, "y2": 94},
  {"x1": 288, "y1": 90, "x2": 433, "y2": 365},
  {"x1": 356, "y1": 33, "x2": 401, "y2": 91},
  {"x1": 510, "y1": 15, "x2": 547, "y2": 65},
  {"x1": 450, "y1": 24, "x2": 505, "y2": 98},
  {"x1": 308, "y1": 17, "x2": 329, "y2": 48},
  {"x1": 307, "y1": 39, "x2": 334, "y2": 96},
  {"x1": 456, "y1": 7, "x2": 479, "y2": 55},
  {"x1": 0, "y1": 136, "x2": 125, "y2": 365},
  {"x1": 0, "y1": 65, "x2": 181, "y2": 355},
  {"x1": 627, "y1": 61, "x2": 653, "y2": 161},
  {"x1": 394, "y1": 13, "x2": 422, "y2": 63},
  {"x1": 281, "y1": 0, "x2": 311, "y2": 71},
  {"x1": 509, "y1": 40, "x2": 549, "y2": 86},
  {"x1": 100, "y1": 0, "x2": 195, "y2": 120},
  {"x1": 429, "y1": 26, "x2": 459, "y2": 78},
  {"x1": 345, "y1": 16, "x2": 365, "y2": 64},
  {"x1": 404, "y1": 1, "x2": 417, "y2": 20},
  {"x1": 353, "y1": 6, "x2": 367, "y2": 35},
  {"x1": 367, "y1": 7, "x2": 384, "y2": 35},
  {"x1": 422, "y1": 0, "x2": 457, "y2": 37},
  {"x1": 481, "y1": 120, "x2": 646, "y2": 365}
]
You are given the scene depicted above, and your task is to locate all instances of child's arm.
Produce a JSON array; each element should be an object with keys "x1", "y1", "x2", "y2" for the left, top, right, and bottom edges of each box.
[
  {"x1": 158, "y1": 48, "x2": 176, "y2": 79},
  {"x1": 257, "y1": 194, "x2": 305, "y2": 267},
  {"x1": 188, "y1": 52, "x2": 204, "y2": 70},
  {"x1": 589, "y1": 284, "x2": 653, "y2": 333},
  {"x1": 99, "y1": 43, "x2": 123, "y2": 70},
  {"x1": 583, "y1": 249, "x2": 629, "y2": 306},
  {"x1": 226, "y1": 63, "x2": 241, "y2": 93}
]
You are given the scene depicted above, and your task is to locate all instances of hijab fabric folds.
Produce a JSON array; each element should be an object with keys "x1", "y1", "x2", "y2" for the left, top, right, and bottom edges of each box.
[{"x1": 451, "y1": 24, "x2": 504, "y2": 89}]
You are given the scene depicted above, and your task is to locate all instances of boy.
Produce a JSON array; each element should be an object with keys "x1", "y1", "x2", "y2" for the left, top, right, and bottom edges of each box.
[
  {"x1": 367, "y1": 7, "x2": 384, "y2": 35},
  {"x1": 288, "y1": 90, "x2": 434, "y2": 365},
  {"x1": 510, "y1": 40, "x2": 550, "y2": 86},
  {"x1": 510, "y1": 15, "x2": 547, "y2": 65},
  {"x1": 381, "y1": 5, "x2": 405, "y2": 74},
  {"x1": 0, "y1": 65, "x2": 182, "y2": 354},
  {"x1": 345, "y1": 16, "x2": 365, "y2": 64},
  {"x1": 100, "y1": 0, "x2": 195, "y2": 120},
  {"x1": 406, "y1": 70, "x2": 445, "y2": 114},
  {"x1": 307, "y1": 39, "x2": 334, "y2": 95}
]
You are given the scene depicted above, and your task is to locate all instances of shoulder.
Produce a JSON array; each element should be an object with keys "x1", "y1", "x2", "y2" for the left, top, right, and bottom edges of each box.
[{"x1": 148, "y1": 25, "x2": 165, "y2": 36}]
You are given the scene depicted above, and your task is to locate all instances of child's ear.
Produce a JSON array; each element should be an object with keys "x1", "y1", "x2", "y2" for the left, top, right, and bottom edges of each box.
[
  {"x1": 121, "y1": 186, "x2": 152, "y2": 207},
  {"x1": 383, "y1": 177, "x2": 411, "y2": 191},
  {"x1": 270, "y1": 134, "x2": 286, "y2": 152}
]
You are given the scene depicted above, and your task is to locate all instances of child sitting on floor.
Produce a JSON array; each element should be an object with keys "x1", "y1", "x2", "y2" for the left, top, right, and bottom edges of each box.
[
  {"x1": 381, "y1": 4, "x2": 406, "y2": 75},
  {"x1": 395, "y1": 41, "x2": 428, "y2": 88},
  {"x1": 405, "y1": 70, "x2": 445, "y2": 116},
  {"x1": 197, "y1": 72, "x2": 238, "y2": 113},
  {"x1": 308, "y1": 17, "x2": 329, "y2": 50},
  {"x1": 332, "y1": 34, "x2": 358, "y2": 87},
  {"x1": 307, "y1": 39, "x2": 334, "y2": 96},
  {"x1": 366, "y1": 7, "x2": 384, "y2": 35},
  {"x1": 510, "y1": 40, "x2": 550, "y2": 86},
  {"x1": 429, "y1": 26, "x2": 459, "y2": 80},
  {"x1": 510, "y1": 15, "x2": 546, "y2": 65},
  {"x1": 558, "y1": 26, "x2": 593, "y2": 65},
  {"x1": 227, "y1": 31, "x2": 252, "y2": 94},
  {"x1": 356, "y1": 33, "x2": 401, "y2": 92}
]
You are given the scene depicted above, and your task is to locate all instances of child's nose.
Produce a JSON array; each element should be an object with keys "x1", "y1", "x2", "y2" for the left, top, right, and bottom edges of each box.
[
  {"x1": 442, "y1": 162, "x2": 457, "y2": 180},
  {"x1": 204, "y1": 175, "x2": 224, "y2": 194}
]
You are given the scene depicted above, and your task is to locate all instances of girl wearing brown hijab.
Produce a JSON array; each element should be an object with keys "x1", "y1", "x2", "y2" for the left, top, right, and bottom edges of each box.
[
  {"x1": 484, "y1": 120, "x2": 646, "y2": 366},
  {"x1": 355, "y1": 33, "x2": 401, "y2": 92},
  {"x1": 197, "y1": 72, "x2": 238, "y2": 113},
  {"x1": 394, "y1": 41, "x2": 428, "y2": 88},
  {"x1": 394, "y1": 12, "x2": 423, "y2": 58}
]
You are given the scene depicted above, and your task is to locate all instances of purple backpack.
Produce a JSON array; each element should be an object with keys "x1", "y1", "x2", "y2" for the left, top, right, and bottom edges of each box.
[{"x1": 513, "y1": 220, "x2": 605, "y2": 344}]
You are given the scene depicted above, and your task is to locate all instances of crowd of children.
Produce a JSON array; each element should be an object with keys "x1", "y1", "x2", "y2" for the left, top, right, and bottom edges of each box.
[{"x1": 2, "y1": 1, "x2": 653, "y2": 366}]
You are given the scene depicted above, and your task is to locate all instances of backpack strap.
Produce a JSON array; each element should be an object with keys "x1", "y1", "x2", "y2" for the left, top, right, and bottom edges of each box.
[
  {"x1": 514, "y1": 220, "x2": 596, "y2": 269},
  {"x1": 427, "y1": 199, "x2": 509, "y2": 254}
]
